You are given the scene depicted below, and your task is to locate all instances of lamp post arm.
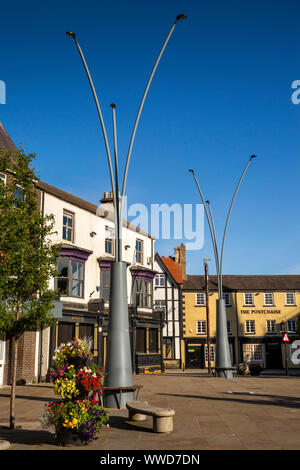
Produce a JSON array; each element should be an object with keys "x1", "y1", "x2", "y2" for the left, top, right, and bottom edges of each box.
[
  {"x1": 120, "y1": 15, "x2": 187, "y2": 232},
  {"x1": 111, "y1": 104, "x2": 121, "y2": 262},
  {"x1": 219, "y1": 156, "x2": 256, "y2": 297},
  {"x1": 206, "y1": 200, "x2": 221, "y2": 297},
  {"x1": 189, "y1": 170, "x2": 220, "y2": 292},
  {"x1": 67, "y1": 33, "x2": 117, "y2": 224}
]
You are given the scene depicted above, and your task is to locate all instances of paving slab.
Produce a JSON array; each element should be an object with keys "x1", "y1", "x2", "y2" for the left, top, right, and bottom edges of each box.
[{"x1": 0, "y1": 370, "x2": 300, "y2": 453}]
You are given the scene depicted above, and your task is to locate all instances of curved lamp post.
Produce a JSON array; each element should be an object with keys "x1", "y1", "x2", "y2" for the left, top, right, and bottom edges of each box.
[
  {"x1": 189, "y1": 155, "x2": 256, "y2": 377},
  {"x1": 66, "y1": 14, "x2": 187, "y2": 407}
]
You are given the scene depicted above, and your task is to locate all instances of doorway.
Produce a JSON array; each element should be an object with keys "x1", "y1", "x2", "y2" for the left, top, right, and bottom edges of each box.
[
  {"x1": 266, "y1": 342, "x2": 282, "y2": 369},
  {"x1": 186, "y1": 345, "x2": 204, "y2": 369}
]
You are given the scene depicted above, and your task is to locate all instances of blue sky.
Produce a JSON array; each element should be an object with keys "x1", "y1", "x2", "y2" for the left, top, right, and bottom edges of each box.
[{"x1": 1, "y1": 0, "x2": 300, "y2": 276}]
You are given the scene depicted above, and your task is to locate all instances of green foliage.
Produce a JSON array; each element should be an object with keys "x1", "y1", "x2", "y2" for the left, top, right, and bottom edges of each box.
[{"x1": 0, "y1": 148, "x2": 60, "y2": 337}]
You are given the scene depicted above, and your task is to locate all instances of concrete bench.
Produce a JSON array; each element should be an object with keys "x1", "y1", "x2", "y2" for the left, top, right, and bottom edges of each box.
[{"x1": 126, "y1": 400, "x2": 175, "y2": 433}]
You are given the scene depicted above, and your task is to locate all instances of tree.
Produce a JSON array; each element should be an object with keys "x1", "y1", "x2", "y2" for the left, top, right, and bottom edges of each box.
[{"x1": 0, "y1": 148, "x2": 60, "y2": 429}]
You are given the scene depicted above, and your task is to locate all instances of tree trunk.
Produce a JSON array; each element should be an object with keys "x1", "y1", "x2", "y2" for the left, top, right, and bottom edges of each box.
[
  {"x1": 10, "y1": 301, "x2": 21, "y2": 429},
  {"x1": 9, "y1": 334, "x2": 18, "y2": 429}
]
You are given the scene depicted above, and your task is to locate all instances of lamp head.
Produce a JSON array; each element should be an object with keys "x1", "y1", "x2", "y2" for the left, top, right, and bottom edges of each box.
[
  {"x1": 66, "y1": 31, "x2": 76, "y2": 39},
  {"x1": 110, "y1": 103, "x2": 116, "y2": 109},
  {"x1": 188, "y1": 169, "x2": 194, "y2": 173},
  {"x1": 175, "y1": 14, "x2": 187, "y2": 23},
  {"x1": 250, "y1": 155, "x2": 256, "y2": 160},
  {"x1": 205, "y1": 200, "x2": 210, "y2": 204}
]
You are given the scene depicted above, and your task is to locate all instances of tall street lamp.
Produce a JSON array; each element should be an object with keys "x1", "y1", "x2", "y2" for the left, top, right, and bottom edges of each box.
[
  {"x1": 66, "y1": 14, "x2": 187, "y2": 407},
  {"x1": 189, "y1": 155, "x2": 256, "y2": 377}
]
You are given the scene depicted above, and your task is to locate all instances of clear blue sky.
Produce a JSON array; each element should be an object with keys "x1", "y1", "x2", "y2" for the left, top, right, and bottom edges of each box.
[{"x1": 1, "y1": 0, "x2": 300, "y2": 276}]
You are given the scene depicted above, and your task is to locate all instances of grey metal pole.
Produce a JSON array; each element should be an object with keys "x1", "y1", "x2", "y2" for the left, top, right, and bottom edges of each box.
[
  {"x1": 205, "y1": 200, "x2": 221, "y2": 297},
  {"x1": 110, "y1": 103, "x2": 121, "y2": 262},
  {"x1": 66, "y1": 32, "x2": 119, "y2": 245},
  {"x1": 119, "y1": 14, "x2": 187, "y2": 241},
  {"x1": 219, "y1": 156, "x2": 256, "y2": 297},
  {"x1": 188, "y1": 170, "x2": 220, "y2": 289}
]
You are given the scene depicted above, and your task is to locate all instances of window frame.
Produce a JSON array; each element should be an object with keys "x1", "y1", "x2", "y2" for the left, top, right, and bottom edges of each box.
[
  {"x1": 104, "y1": 225, "x2": 114, "y2": 255},
  {"x1": 136, "y1": 239, "x2": 143, "y2": 264},
  {"x1": 57, "y1": 256, "x2": 84, "y2": 299},
  {"x1": 287, "y1": 320, "x2": 296, "y2": 334},
  {"x1": 266, "y1": 319, "x2": 276, "y2": 334},
  {"x1": 205, "y1": 344, "x2": 215, "y2": 363},
  {"x1": 196, "y1": 320, "x2": 206, "y2": 335},
  {"x1": 155, "y1": 273, "x2": 165, "y2": 287},
  {"x1": 264, "y1": 292, "x2": 274, "y2": 306},
  {"x1": 244, "y1": 293, "x2": 254, "y2": 306},
  {"x1": 195, "y1": 292, "x2": 206, "y2": 306},
  {"x1": 243, "y1": 343, "x2": 264, "y2": 362},
  {"x1": 245, "y1": 319, "x2": 255, "y2": 334},
  {"x1": 223, "y1": 292, "x2": 231, "y2": 307},
  {"x1": 286, "y1": 292, "x2": 296, "y2": 306},
  {"x1": 62, "y1": 209, "x2": 75, "y2": 243}
]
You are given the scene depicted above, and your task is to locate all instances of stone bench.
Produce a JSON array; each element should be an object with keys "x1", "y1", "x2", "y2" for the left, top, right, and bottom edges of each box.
[{"x1": 126, "y1": 400, "x2": 175, "y2": 433}]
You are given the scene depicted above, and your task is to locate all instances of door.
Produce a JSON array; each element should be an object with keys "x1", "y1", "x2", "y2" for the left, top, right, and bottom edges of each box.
[
  {"x1": 266, "y1": 343, "x2": 282, "y2": 369},
  {"x1": 187, "y1": 345, "x2": 204, "y2": 369},
  {"x1": 0, "y1": 335, "x2": 6, "y2": 385}
]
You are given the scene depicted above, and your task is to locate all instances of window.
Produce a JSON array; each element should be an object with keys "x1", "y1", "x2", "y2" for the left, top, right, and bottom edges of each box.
[
  {"x1": 245, "y1": 320, "x2": 255, "y2": 334},
  {"x1": 149, "y1": 328, "x2": 159, "y2": 353},
  {"x1": 79, "y1": 324, "x2": 94, "y2": 353},
  {"x1": 243, "y1": 344, "x2": 263, "y2": 362},
  {"x1": 244, "y1": 293, "x2": 254, "y2": 306},
  {"x1": 57, "y1": 257, "x2": 84, "y2": 298},
  {"x1": 57, "y1": 323, "x2": 76, "y2": 347},
  {"x1": 100, "y1": 269, "x2": 111, "y2": 302},
  {"x1": 266, "y1": 320, "x2": 276, "y2": 334},
  {"x1": 0, "y1": 173, "x2": 6, "y2": 184},
  {"x1": 196, "y1": 320, "x2": 206, "y2": 335},
  {"x1": 223, "y1": 292, "x2": 231, "y2": 306},
  {"x1": 163, "y1": 338, "x2": 173, "y2": 359},
  {"x1": 136, "y1": 239, "x2": 143, "y2": 264},
  {"x1": 71, "y1": 261, "x2": 84, "y2": 297},
  {"x1": 287, "y1": 320, "x2": 296, "y2": 334},
  {"x1": 105, "y1": 226, "x2": 114, "y2": 255},
  {"x1": 133, "y1": 278, "x2": 152, "y2": 308},
  {"x1": 195, "y1": 292, "x2": 205, "y2": 306},
  {"x1": 227, "y1": 321, "x2": 232, "y2": 335},
  {"x1": 286, "y1": 292, "x2": 295, "y2": 306},
  {"x1": 264, "y1": 292, "x2": 274, "y2": 306},
  {"x1": 155, "y1": 274, "x2": 165, "y2": 287},
  {"x1": 136, "y1": 328, "x2": 146, "y2": 353},
  {"x1": 205, "y1": 345, "x2": 215, "y2": 363},
  {"x1": 63, "y1": 210, "x2": 74, "y2": 242},
  {"x1": 154, "y1": 300, "x2": 166, "y2": 320},
  {"x1": 13, "y1": 185, "x2": 24, "y2": 204}
]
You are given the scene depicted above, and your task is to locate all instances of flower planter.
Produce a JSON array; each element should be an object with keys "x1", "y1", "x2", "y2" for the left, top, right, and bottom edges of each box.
[
  {"x1": 56, "y1": 428, "x2": 88, "y2": 447},
  {"x1": 40, "y1": 338, "x2": 109, "y2": 445}
]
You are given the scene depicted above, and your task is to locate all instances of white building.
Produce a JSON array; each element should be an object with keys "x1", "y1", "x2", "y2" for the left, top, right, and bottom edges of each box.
[
  {"x1": 0, "y1": 122, "x2": 164, "y2": 384},
  {"x1": 153, "y1": 244, "x2": 186, "y2": 369}
]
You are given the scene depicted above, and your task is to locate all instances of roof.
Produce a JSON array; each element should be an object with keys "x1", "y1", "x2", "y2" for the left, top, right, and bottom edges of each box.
[
  {"x1": 160, "y1": 255, "x2": 183, "y2": 284},
  {"x1": 0, "y1": 123, "x2": 154, "y2": 239},
  {"x1": 183, "y1": 275, "x2": 300, "y2": 291},
  {"x1": 0, "y1": 122, "x2": 18, "y2": 153}
]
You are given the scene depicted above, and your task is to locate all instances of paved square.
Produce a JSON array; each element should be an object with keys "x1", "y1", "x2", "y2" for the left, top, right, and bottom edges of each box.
[{"x1": 1, "y1": 370, "x2": 300, "y2": 450}]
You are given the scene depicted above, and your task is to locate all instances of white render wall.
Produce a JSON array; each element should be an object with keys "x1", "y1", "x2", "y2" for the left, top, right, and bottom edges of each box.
[
  {"x1": 153, "y1": 258, "x2": 181, "y2": 362},
  {"x1": 43, "y1": 191, "x2": 154, "y2": 303}
]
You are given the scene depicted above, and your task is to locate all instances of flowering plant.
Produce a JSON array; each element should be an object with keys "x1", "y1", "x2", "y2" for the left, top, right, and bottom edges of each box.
[
  {"x1": 42, "y1": 338, "x2": 109, "y2": 445},
  {"x1": 249, "y1": 362, "x2": 264, "y2": 376},
  {"x1": 40, "y1": 398, "x2": 109, "y2": 443},
  {"x1": 53, "y1": 338, "x2": 92, "y2": 367}
]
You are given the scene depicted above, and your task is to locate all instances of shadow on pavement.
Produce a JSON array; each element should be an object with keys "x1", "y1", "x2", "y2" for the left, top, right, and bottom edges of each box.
[
  {"x1": 108, "y1": 415, "x2": 153, "y2": 433},
  {"x1": 0, "y1": 427, "x2": 57, "y2": 446},
  {"x1": 158, "y1": 392, "x2": 300, "y2": 409}
]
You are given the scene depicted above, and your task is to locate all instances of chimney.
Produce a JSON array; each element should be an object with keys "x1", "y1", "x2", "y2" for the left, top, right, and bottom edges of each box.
[{"x1": 174, "y1": 243, "x2": 187, "y2": 280}]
